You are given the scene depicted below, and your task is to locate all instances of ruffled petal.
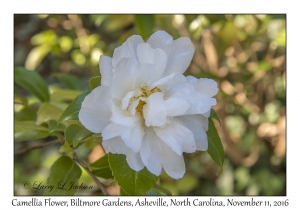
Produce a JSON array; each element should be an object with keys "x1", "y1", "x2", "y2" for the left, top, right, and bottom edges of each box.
[
  {"x1": 79, "y1": 86, "x2": 111, "y2": 133},
  {"x1": 150, "y1": 72, "x2": 187, "y2": 88},
  {"x1": 158, "y1": 140, "x2": 186, "y2": 179},
  {"x1": 137, "y1": 43, "x2": 167, "y2": 78},
  {"x1": 110, "y1": 99, "x2": 139, "y2": 127},
  {"x1": 140, "y1": 127, "x2": 162, "y2": 176},
  {"x1": 102, "y1": 136, "x2": 129, "y2": 154},
  {"x1": 165, "y1": 97, "x2": 189, "y2": 116},
  {"x1": 168, "y1": 82, "x2": 216, "y2": 115},
  {"x1": 121, "y1": 120, "x2": 145, "y2": 153},
  {"x1": 126, "y1": 150, "x2": 144, "y2": 171},
  {"x1": 154, "y1": 120, "x2": 196, "y2": 155},
  {"x1": 99, "y1": 55, "x2": 113, "y2": 86},
  {"x1": 146, "y1": 30, "x2": 173, "y2": 53},
  {"x1": 112, "y1": 35, "x2": 144, "y2": 68},
  {"x1": 110, "y1": 57, "x2": 138, "y2": 99},
  {"x1": 190, "y1": 77, "x2": 219, "y2": 97},
  {"x1": 163, "y1": 37, "x2": 195, "y2": 76},
  {"x1": 174, "y1": 115, "x2": 208, "y2": 151},
  {"x1": 101, "y1": 122, "x2": 128, "y2": 140},
  {"x1": 143, "y1": 92, "x2": 167, "y2": 127}
]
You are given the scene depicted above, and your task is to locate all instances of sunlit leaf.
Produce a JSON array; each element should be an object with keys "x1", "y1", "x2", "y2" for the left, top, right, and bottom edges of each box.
[
  {"x1": 14, "y1": 121, "x2": 49, "y2": 142},
  {"x1": 134, "y1": 15, "x2": 155, "y2": 40},
  {"x1": 14, "y1": 95, "x2": 28, "y2": 105},
  {"x1": 53, "y1": 73, "x2": 85, "y2": 90},
  {"x1": 51, "y1": 89, "x2": 82, "y2": 102},
  {"x1": 45, "y1": 156, "x2": 82, "y2": 195},
  {"x1": 14, "y1": 67, "x2": 50, "y2": 102},
  {"x1": 25, "y1": 44, "x2": 51, "y2": 70},
  {"x1": 89, "y1": 76, "x2": 101, "y2": 90},
  {"x1": 89, "y1": 154, "x2": 113, "y2": 179},
  {"x1": 108, "y1": 153, "x2": 158, "y2": 195},
  {"x1": 58, "y1": 91, "x2": 91, "y2": 123},
  {"x1": 37, "y1": 102, "x2": 63, "y2": 125},
  {"x1": 207, "y1": 118, "x2": 224, "y2": 169},
  {"x1": 65, "y1": 124, "x2": 93, "y2": 147}
]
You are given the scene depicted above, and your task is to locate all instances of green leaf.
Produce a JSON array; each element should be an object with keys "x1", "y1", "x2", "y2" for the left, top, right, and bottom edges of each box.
[
  {"x1": 65, "y1": 124, "x2": 93, "y2": 147},
  {"x1": 134, "y1": 15, "x2": 155, "y2": 40},
  {"x1": 152, "y1": 184, "x2": 172, "y2": 196},
  {"x1": 207, "y1": 118, "x2": 224, "y2": 168},
  {"x1": 50, "y1": 89, "x2": 82, "y2": 102},
  {"x1": 89, "y1": 154, "x2": 113, "y2": 179},
  {"x1": 14, "y1": 67, "x2": 50, "y2": 102},
  {"x1": 59, "y1": 142, "x2": 74, "y2": 154},
  {"x1": 14, "y1": 95, "x2": 28, "y2": 105},
  {"x1": 45, "y1": 156, "x2": 82, "y2": 195},
  {"x1": 108, "y1": 153, "x2": 158, "y2": 195},
  {"x1": 48, "y1": 119, "x2": 65, "y2": 133},
  {"x1": 210, "y1": 109, "x2": 221, "y2": 125},
  {"x1": 120, "y1": 188, "x2": 129, "y2": 195},
  {"x1": 37, "y1": 102, "x2": 63, "y2": 125},
  {"x1": 58, "y1": 90, "x2": 91, "y2": 123},
  {"x1": 89, "y1": 76, "x2": 101, "y2": 90},
  {"x1": 14, "y1": 121, "x2": 49, "y2": 142},
  {"x1": 53, "y1": 73, "x2": 85, "y2": 90}
]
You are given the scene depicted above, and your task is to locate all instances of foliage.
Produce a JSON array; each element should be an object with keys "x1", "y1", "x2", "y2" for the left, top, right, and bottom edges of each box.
[{"x1": 14, "y1": 14, "x2": 285, "y2": 196}]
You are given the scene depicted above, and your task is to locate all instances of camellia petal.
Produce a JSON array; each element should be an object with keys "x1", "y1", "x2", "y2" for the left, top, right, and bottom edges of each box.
[
  {"x1": 99, "y1": 55, "x2": 113, "y2": 86},
  {"x1": 143, "y1": 92, "x2": 167, "y2": 127},
  {"x1": 126, "y1": 150, "x2": 144, "y2": 171},
  {"x1": 154, "y1": 120, "x2": 196, "y2": 155},
  {"x1": 79, "y1": 86, "x2": 111, "y2": 133}
]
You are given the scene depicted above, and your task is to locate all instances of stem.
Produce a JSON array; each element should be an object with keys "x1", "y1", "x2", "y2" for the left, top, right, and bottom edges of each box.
[
  {"x1": 73, "y1": 153, "x2": 110, "y2": 196},
  {"x1": 14, "y1": 139, "x2": 60, "y2": 156}
]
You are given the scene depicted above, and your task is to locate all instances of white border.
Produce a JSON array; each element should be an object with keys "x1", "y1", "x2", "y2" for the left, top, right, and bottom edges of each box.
[{"x1": 4, "y1": 0, "x2": 298, "y2": 208}]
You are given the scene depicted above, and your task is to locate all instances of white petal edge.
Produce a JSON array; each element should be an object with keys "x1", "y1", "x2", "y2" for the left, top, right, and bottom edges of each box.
[
  {"x1": 163, "y1": 37, "x2": 195, "y2": 76},
  {"x1": 99, "y1": 55, "x2": 113, "y2": 86},
  {"x1": 126, "y1": 150, "x2": 144, "y2": 171},
  {"x1": 79, "y1": 86, "x2": 111, "y2": 133}
]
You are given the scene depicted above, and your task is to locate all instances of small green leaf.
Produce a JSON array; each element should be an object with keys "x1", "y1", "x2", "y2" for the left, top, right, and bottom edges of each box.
[
  {"x1": 207, "y1": 118, "x2": 224, "y2": 168},
  {"x1": 37, "y1": 102, "x2": 63, "y2": 125},
  {"x1": 134, "y1": 15, "x2": 155, "y2": 40},
  {"x1": 89, "y1": 154, "x2": 113, "y2": 179},
  {"x1": 45, "y1": 156, "x2": 82, "y2": 195},
  {"x1": 48, "y1": 120, "x2": 65, "y2": 133},
  {"x1": 50, "y1": 89, "x2": 82, "y2": 102},
  {"x1": 59, "y1": 142, "x2": 74, "y2": 154},
  {"x1": 14, "y1": 121, "x2": 49, "y2": 142},
  {"x1": 108, "y1": 153, "x2": 158, "y2": 195},
  {"x1": 58, "y1": 90, "x2": 91, "y2": 123},
  {"x1": 53, "y1": 73, "x2": 85, "y2": 90},
  {"x1": 89, "y1": 76, "x2": 101, "y2": 90},
  {"x1": 65, "y1": 124, "x2": 93, "y2": 147},
  {"x1": 14, "y1": 67, "x2": 50, "y2": 102},
  {"x1": 210, "y1": 109, "x2": 221, "y2": 125}
]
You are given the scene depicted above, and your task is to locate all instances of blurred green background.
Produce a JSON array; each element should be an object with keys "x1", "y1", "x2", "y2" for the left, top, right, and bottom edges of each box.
[{"x1": 14, "y1": 14, "x2": 286, "y2": 196}]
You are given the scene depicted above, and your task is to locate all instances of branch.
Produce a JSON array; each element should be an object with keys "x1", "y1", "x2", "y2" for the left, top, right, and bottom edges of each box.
[
  {"x1": 73, "y1": 153, "x2": 110, "y2": 196},
  {"x1": 14, "y1": 139, "x2": 60, "y2": 156}
]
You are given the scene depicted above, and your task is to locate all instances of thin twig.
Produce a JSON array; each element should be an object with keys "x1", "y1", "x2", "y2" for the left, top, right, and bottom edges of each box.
[
  {"x1": 14, "y1": 139, "x2": 60, "y2": 156},
  {"x1": 73, "y1": 153, "x2": 110, "y2": 196}
]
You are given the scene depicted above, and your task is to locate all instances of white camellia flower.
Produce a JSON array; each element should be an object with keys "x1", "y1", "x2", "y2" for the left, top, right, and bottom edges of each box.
[{"x1": 79, "y1": 30, "x2": 218, "y2": 179}]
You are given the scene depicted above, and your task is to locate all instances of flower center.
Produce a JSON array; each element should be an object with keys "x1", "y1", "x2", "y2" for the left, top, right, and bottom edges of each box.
[{"x1": 126, "y1": 84, "x2": 162, "y2": 117}]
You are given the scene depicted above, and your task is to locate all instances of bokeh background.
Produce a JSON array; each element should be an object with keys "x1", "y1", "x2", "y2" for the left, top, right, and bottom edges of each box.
[{"x1": 14, "y1": 14, "x2": 286, "y2": 196}]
